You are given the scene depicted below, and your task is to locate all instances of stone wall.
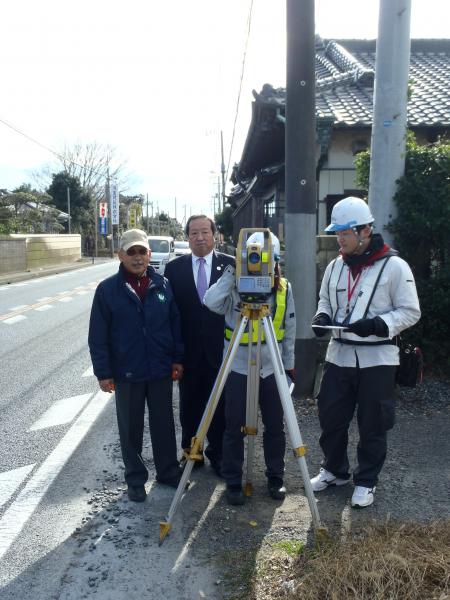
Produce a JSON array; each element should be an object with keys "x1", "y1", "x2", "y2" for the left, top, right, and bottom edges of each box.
[
  {"x1": 316, "y1": 235, "x2": 339, "y2": 286},
  {"x1": 0, "y1": 237, "x2": 27, "y2": 273},
  {"x1": 0, "y1": 234, "x2": 81, "y2": 274}
]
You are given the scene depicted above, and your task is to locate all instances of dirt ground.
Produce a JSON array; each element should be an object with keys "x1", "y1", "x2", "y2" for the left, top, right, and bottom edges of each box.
[{"x1": 55, "y1": 377, "x2": 450, "y2": 600}]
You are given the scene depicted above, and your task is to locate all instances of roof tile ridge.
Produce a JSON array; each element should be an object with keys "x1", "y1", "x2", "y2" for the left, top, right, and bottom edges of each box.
[{"x1": 325, "y1": 40, "x2": 374, "y2": 84}]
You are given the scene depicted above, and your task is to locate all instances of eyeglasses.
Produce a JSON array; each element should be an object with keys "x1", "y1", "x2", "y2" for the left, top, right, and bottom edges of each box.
[{"x1": 125, "y1": 247, "x2": 148, "y2": 256}]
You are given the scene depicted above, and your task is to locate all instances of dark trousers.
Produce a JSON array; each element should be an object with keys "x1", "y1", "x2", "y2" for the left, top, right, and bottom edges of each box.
[
  {"x1": 317, "y1": 362, "x2": 397, "y2": 487},
  {"x1": 222, "y1": 371, "x2": 286, "y2": 486},
  {"x1": 115, "y1": 378, "x2": 179, "y2": 486},
  {"x1": 179, "y1": 357, "x2": 225, "y2": 461}
]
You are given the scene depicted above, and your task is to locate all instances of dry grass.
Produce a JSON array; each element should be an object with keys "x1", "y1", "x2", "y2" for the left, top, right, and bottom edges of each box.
[{"x1": 253, "y1": 520, "x2": 450, "y2": 600}]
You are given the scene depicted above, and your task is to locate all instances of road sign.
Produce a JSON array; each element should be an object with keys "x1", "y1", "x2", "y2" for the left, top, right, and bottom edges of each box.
[
  {"x1": 110, "y1": 182, "x2": 119, "y2": 225},
  {"x1": 99, "y1": 217, "x2": 108, "y2": 235},
  {"x1": 99, "y1": 202, "x2": 108, "y2": 218}
]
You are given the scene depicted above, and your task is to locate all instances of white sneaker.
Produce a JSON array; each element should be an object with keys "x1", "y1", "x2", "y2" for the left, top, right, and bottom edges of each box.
[
  {"x1": 351, "y1": 485, "x2": 376, "y2": 508},
  {"x1": 310, "y1": 468, "x2": 351, "y2": 492}
]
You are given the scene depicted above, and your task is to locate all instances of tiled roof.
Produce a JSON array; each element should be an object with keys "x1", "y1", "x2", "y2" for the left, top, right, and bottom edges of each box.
[{"x1": 253, "y1": 38, "x2": 450, "y2": 128}]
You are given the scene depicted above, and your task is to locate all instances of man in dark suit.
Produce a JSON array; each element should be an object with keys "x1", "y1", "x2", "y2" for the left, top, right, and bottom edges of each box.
[{"x1": 165, "y1": 215, "x2": 235, "y2": 476}]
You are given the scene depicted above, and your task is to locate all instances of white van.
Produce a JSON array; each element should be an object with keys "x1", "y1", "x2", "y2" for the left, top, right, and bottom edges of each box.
[{"x1": 147, "y1": 235, "x2": 175, "y2": 275}]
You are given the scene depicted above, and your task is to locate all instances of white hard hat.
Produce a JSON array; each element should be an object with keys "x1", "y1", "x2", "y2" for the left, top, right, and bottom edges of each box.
[
  {"x1": 325, "y1": 197, "x2": 374, "y2": 232},
  {"x1": 246, "y1": 231, "x2": 280, "y2": 261}
]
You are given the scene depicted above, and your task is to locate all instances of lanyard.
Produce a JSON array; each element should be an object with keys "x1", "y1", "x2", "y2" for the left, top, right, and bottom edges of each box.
[{"x1": 346, "y1": 269, "x2": 362, "y2": 313}]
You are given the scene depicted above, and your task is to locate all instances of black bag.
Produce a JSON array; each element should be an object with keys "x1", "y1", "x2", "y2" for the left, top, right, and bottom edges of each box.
[{"x1": 396, "y1": 340, "x2": 423, "y2": 387}]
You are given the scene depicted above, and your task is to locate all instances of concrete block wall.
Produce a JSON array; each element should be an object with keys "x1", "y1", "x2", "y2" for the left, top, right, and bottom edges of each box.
[
  {"x1": 1, "y1": 234, "x2": 81, "y2": 273},
  {"x1": 0, "y1": 236, "x2": 27, "y2": 273},
  {"x1": 316, "y1": 235, "x2": 339, "y2": 285}
]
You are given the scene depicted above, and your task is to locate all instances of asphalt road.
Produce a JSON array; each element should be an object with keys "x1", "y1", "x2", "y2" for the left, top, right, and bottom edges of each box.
[
  {"x1": 0, "y1": 260, "x2": 221, "y2": 600},
  {"x1": 0, "y1": 261, "x2": 119, "y2": 595}
]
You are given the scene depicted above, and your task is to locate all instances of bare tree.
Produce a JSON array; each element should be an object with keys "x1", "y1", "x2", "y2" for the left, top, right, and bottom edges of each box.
[{"x1": 32, "y1": 141, "x2": 133, "y2": 201}]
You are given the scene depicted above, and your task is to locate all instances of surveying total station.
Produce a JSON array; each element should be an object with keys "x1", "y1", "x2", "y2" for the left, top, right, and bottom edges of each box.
[{"x1": 159, "y1": 228, "x2": 326, "y2": 544}]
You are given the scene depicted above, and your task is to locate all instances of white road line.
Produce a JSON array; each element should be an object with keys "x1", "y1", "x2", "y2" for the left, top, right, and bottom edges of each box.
[
  {"x1": 3, "y1": 315, "x2": 27, "y2": 325},
  {"x1": 57, "y1": 297, "x2": 73, "y2": 303},
  {"x1": 36, "y1": 297, "x2": 53, "y2": 302},
  {"x1": 10, "y1": 305, "x2": 28, "y2": 311},
  {"x1": 0, "y1": 465, "x2": 36, "y2": 510},
  {"x1": 28, "y1": 393, "x2": 93, "y2": 431},
  {"x1": 76, "y1": 290, "x2": 89, "y2": 295},
  {"x1": 34, "y1": 304, "x2": 53, "y2": 312},
  {"x1": 82, "y1": 366, "x2": 94, "y2": 378},
  {"x1": 9, "y1": 282, "x2": 28, "y2": 287},
  {"x1": 0, "y1": 390, "x2": 112, "y2": 561}
]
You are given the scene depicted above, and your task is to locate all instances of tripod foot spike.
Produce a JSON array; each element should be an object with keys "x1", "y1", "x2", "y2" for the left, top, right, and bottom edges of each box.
[{"x1": 159, "y1": 521, "x2": 171, "y2": 545}]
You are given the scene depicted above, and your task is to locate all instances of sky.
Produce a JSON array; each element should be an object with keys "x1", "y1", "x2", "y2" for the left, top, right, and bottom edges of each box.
[{"x1": 0, "y1": 0, "x2": 449, "y2": 221}]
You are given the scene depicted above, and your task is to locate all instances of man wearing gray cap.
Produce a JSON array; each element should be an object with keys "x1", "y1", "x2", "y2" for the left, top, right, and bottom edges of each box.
[{"x1": 89, "y1": 228, "x2": 184, "y2": 502}]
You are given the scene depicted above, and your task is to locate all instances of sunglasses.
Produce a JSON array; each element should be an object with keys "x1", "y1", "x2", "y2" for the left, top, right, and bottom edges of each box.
[{"x1": 126, "y1": 246, "x2": 148, "y2": 256}]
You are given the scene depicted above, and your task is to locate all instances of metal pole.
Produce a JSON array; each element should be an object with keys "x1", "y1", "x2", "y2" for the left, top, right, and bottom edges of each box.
[
  {"x1": 106, "y1": 169, "x2": 114, "y2": 258},
  {"x1": 66, "y1": 186, "x2": 71, "y2": 234},
  {"x1": 220, "y1": 130, "x2": 226, "y2": 212},
  {"x1": 368, "y1": 0, "x2": 411, "y2": 246},
  {"x1": 285, "y1": 0, "x2": 317, "y2": 397},
  {"x1": 93, "y1": 199, "x2": 98, "y2": 259},
  {"x1": 217, "y1": 176, "x2": 221, "y2": 214}
]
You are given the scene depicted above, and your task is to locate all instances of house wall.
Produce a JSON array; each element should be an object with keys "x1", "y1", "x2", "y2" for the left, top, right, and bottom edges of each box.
[
  {"x1": 0, "y1": 234, "x2": 81, "y2": 274},
  {"x1": 317, "y1": 129, "x2": 371, "y2": 231}
]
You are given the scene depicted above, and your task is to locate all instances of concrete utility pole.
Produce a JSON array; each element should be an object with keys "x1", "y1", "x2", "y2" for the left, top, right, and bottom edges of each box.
[
  {"x1": 368, "y1": 0, "x2": 411, "y2": 246},
  {"x1": 66, "y1": 186, "x2": 71, "y2": 234},
  {"x1": 106, "y1": 169, "x2": 114, "y2": 258},
  {"x1": 146, "y1": 194, "x2": 149, "y2": 233},
  {"x1": 285, "y1": 0, "x2": 317, "y2": 398},
  {"x1": 220, "y1": 130, "x2": 226, "y2": 213}
]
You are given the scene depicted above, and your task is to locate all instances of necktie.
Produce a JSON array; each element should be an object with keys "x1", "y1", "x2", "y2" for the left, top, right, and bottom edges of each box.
[{"x1": 196, "y1": 257, "x2": 207, "y2": 302}]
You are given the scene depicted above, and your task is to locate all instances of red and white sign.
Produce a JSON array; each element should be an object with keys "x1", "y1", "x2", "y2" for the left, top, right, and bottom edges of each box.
[{"x1": 99, "y1": 202, "x2": 108, "y2": 218}]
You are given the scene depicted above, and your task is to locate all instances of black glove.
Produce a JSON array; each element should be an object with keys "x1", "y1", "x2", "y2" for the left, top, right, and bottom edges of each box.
[
  {"x1": 311, "y1": 313, "x2": 332, "y2": 337},
  {"x1": 344, "y1": 316, "x2": 389, "y2": 338}
]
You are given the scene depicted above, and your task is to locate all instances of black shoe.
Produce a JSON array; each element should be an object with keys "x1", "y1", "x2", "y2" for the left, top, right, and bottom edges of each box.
[
  {"x1": 267, "y1": 477, "x2": 286, "y2": 500},
  {"x1": 226, "y1": 484, "x2": 245, "y2": 506},
  {"x1": 157, "y1": 467, "x2": 190, "y2": 489},
  {"x1": 127, "y1": 485, "x2": 147, "y2": 502}
]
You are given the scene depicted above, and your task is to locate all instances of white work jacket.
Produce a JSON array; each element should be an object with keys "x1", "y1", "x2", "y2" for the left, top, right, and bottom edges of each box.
[
  {"x1": 316, "y1": 254, "x2": 421, "y2": 368},
  {"x1": 203, "y1": 266, "x2": 296, "y2": 378}
]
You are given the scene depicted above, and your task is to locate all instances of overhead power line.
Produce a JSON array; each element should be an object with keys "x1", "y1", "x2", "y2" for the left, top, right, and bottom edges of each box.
[
  {"x1": 225, "y1": 0, "x2": 254, "y2": 185},
  {"x1": 0, "y1": 116, "x2": 108, "y2": 180}
]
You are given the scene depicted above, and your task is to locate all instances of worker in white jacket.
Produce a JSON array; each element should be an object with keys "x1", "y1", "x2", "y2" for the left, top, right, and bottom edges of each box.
[
  {"x1": 311, "y1": 197, "x2": 421, "y2": 508},
  {"x1": 204, "y1": 232, "x2": 296, "y2": 506}
]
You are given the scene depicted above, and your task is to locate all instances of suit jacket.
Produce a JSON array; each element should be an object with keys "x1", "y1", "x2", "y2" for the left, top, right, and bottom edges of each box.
[{"x1": 165, "y1": 251, "x2": 235, "y2": 370}]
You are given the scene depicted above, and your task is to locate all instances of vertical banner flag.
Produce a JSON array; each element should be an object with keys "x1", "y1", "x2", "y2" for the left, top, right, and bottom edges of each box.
[
  {"x1": 99, "y1": 217, "x2": 108, "y2": 234},
  {"x1": 128, "y1": 208, "x2": 137, "y2": 228},
  {"x1": 99, "y1": 202, "x2": 108, "y2": 218},
  {"x1": 110, "y1": 182, "x2": 119, "y2": 225}
]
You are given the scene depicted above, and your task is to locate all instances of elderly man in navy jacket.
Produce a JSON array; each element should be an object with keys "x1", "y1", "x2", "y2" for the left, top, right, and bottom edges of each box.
[{"x1": 88, "y1": 229, "x2": 184, "y2": 502}]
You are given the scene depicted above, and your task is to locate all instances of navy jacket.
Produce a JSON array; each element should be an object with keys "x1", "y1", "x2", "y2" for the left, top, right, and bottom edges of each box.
[
  {"x1": 164, "y1": 251, "x2": 235, "y2": 370},
  {"x1": 88, "y1": 264, "x2": 184, "y2": 382}
]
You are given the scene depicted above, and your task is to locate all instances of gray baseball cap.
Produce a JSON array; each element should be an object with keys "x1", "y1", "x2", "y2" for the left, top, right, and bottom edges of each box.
[{"x1": 119, "y1": 229, "x2": 149, "y2": 252}]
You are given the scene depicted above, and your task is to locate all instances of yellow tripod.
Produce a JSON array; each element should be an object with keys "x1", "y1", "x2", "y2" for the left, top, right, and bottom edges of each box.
[{"x1": 159, "y1": 302, "x2": 326, "y2": 544}]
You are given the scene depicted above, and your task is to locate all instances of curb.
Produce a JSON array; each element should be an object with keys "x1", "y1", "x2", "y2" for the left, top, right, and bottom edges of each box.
[{"x1": 0, "y1": 258, "x2": 115, "y2": 286}]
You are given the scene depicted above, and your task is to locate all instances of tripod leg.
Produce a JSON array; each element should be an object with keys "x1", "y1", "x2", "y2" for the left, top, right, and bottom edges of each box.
[
  {"x1": 159, "y1": 316, "x2": 249, "y2": 544},
  {"x1": 261, "y1": 316, "x2": 325, "y2": 533},
  {"x1": 243, "y1": 318, "x2": 261, "y2": 496}
]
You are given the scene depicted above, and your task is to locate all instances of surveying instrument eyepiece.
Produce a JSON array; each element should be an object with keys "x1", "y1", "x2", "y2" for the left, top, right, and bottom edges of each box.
[{"x1": 159, "y1": 228, "x2": 327, "y2": 544}]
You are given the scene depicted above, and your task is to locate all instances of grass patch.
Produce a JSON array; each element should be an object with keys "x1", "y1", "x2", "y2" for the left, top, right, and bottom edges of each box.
[
  {"x1": 272, "y1": 539, "x2": 305, "y2": 557},
  {"x1": 251, "y1": 520, "x2": 450, "y2": 600}
]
